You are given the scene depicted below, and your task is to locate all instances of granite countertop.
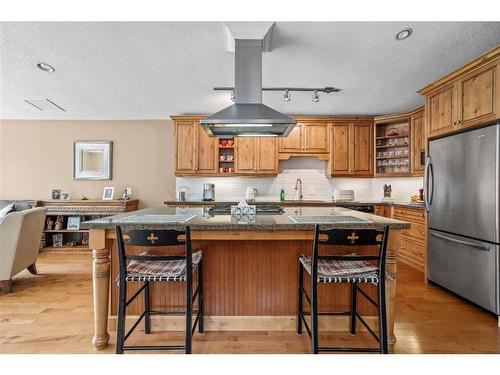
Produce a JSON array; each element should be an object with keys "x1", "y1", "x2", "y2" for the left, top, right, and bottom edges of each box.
[
  {"x1": 81, "y1": 206, "x2": 410, "y2": 231},
  {"x1": 163, "y1": 199, "x2": 426, "y2": 210}
]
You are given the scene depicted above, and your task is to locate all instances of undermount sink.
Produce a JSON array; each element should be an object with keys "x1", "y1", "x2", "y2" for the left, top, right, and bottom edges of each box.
[{"x1": 289, "y1": 215, "x2": 369, "y2": 224}]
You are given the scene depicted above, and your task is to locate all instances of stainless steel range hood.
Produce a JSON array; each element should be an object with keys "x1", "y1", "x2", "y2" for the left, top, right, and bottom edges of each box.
[{"x1": 200, "y1": 39, "x2": 296, "y2": 138}]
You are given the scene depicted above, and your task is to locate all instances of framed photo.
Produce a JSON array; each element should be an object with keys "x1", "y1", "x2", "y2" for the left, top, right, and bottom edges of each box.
[
  {"x1": 67, "y1": 216, "x2": 81, "y2": 230},
  {"x1": 61, "y1": 192, "x2": 71, "y2": 200},
  {"x1": 51, "y1": 189, "x2": 62, "y2": 200},
  {"x1": 102, "y1": 187, "x2": 115, "y2": 200},
  {"x1": 52, "y1": 233, "x2": 63, "y2": 247}
]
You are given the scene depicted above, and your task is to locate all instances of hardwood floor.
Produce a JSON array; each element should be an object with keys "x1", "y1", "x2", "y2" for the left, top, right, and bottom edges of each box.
[{"x1": 0, "y1": 252, "x2": 499, "y2": 354}]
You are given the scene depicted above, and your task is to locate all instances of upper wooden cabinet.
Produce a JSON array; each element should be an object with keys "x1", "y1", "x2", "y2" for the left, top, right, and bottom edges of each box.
[
  {"x1": 328, "y1": 120, "x2": 374, "y2": 177},
  {"x1": 174, "y1": 121, "x2": 197, "y2": 173},
  {"x1": 235, "y1": 137, "x2": 278, "y2": 175},
  {"x1": 303, "y1": 122, "x2": 330, "y2": 152},
  {"x1": 172, "y1": 116, "x2": 218, "y2": 176},
  {"x1": 279, "y1": 124, "x2": 302, "y2": 152},
  {"x1": 427, "y1": 83, "x2": 458, "y2": 138},
  {"x1": 411, "y1": 107, "x2": 425, "y2": 176},
  {"x1": 459, "y1": 63, "x2": 497, "y2": 127},
  {"x1": 419, "y1": 46, "x2": 500, "y2": 139},
  {"x1": 257, "y1": 138, "x2": 279, "y2": 173},
  {"x1": 279, "y1": 119, "x2": 330, "y2": 159}
]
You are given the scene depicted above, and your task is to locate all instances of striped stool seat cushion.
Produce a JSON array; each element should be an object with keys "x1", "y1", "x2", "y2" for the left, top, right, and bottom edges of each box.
[
  {"x1": 125, "y1": 251, "x2": 202, "y2": 282},
  {"x1": 299, "y1": 254, "x2": 379, "y2": 283}
]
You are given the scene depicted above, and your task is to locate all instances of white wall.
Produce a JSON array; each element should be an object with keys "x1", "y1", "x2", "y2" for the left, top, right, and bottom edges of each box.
[{"x1": 177, "y1": 157, "x2": 423, "y2": 202}]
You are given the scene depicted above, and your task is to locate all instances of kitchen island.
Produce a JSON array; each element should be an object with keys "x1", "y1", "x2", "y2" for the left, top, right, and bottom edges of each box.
[{"x1": 82, "y1": 206, "x2": 410, "y2": 351}]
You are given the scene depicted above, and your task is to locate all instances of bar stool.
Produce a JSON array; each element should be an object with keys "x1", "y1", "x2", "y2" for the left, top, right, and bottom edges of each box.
[
  {"x1": 115, "y1": 226, "x2": 203, "y2": 354},
  {"x1": 297, "y1": 224, "x2": 389, "y2": 354}
]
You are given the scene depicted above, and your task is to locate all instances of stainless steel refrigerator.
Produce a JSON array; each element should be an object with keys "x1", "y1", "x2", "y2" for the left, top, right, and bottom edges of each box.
[{"x1": 425, "y1": 122, "x2": 500, "y2": 315}]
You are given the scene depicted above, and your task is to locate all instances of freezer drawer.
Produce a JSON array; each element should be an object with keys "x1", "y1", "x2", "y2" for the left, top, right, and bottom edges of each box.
[{"x1": 427, "y1": 230, "x2": 499, "y2": 314}]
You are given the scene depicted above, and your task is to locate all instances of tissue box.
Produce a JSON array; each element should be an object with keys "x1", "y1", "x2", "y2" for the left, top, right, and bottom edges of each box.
[{"x1": 231, "y1": 204, "x2": 256, "y2": 223}]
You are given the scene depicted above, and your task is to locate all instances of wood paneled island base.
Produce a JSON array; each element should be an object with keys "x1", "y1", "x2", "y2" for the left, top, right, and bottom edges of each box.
[{"x1": 88, "y1": 226, "x2": 403, "y2": 352}]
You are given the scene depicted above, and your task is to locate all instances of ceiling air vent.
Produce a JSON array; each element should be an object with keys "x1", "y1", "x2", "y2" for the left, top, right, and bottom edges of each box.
[{"x1": 24, "y1": 99, "x2": 65, "y2": 111}]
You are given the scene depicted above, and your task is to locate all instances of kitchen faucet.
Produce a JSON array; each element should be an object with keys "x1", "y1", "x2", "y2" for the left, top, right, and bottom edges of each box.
[{"x1": 294, "y1": 178, "x2": 303, "y2": 201}]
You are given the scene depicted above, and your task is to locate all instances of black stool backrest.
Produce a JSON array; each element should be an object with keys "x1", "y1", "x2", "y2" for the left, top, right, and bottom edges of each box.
[
  {"x1": 115, "y1": 226, "x2": 193, "y2": 280},
  {"x1": 312, "y1": 225, "x2": 390, "y2": 281}
]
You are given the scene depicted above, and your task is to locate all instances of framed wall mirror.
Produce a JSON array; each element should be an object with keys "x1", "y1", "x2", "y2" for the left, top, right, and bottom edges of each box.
[{"x1": 73, "y1": 141, "x2": 113, "y2": 180}]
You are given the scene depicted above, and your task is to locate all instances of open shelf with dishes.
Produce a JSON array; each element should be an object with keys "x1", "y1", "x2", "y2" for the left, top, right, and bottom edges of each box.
[
  {"x1": 374, "y1": 115, "x2": 411, "y2": 176},
  {"x1": 218, "y1": 139, "x2": 236, "y2": 175}
]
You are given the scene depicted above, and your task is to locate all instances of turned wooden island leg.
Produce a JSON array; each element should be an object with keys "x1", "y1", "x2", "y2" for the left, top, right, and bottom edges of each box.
[
  {"x1": 386, "y1": 230, "x2": 400, "y2": 353},
  {"x1": 90, "y1": 229, "x2": 111, "y2": 350}
]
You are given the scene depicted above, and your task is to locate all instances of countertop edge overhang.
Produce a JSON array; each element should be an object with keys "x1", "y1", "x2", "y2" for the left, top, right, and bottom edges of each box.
[{"x1": 81, "y1": 207, "x2": 411, "y2": 231}]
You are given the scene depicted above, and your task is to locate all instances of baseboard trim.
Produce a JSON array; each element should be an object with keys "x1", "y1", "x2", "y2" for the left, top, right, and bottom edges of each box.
[{"x1": 108, "y1": 315, "x2": 378, "y2": 332}]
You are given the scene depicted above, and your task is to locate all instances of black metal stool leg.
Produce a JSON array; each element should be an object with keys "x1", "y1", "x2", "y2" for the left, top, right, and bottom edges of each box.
[
  {"x1": 311, "y1": 274, "x2": 319, "y2": 354},
  {"x1": 116, "y1": 279, "x2": 127, "y2": 354},
  {"x1": 144, "y1": 281, "x2": 151, "y2": 334},
  {"x1": 349, "y1": 282, "x2": 357, "y2": 335},
  {"x1": 185, "y1": 274, "x2": 193, "y2": 354},
  {"x1": 198, "y1": 260, "x2": 204, "y2": 333},
  {"x1": 378, "y1": 280, "x2": 389, "y2": 354},
  {"x1": 296, "y1": 259, "x2": 303, "y2": 335}
]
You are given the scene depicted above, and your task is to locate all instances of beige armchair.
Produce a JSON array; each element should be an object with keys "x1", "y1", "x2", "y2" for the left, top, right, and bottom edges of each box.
[{"x1": 0, "y1": 207, "x2": 47, "y2": 293}]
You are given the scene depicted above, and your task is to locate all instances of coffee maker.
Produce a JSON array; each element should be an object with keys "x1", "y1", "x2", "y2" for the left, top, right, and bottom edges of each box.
[{"x1": 202, "y1": 183, "x2": 215, "y2": 201}]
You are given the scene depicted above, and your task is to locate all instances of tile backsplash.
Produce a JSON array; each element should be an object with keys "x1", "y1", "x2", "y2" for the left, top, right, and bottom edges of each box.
[{"x1": 177, "y1": 158, "x2": 423, "y2": 201}]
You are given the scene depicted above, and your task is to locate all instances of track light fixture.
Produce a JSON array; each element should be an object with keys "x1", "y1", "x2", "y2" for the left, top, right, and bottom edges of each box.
[
  {"x1": 312, "y1": 90, "x2": 320, "y2": 103},
  {"x1": 216, "y1": 86, "x2": 341, "y2": 104},
  {"x1": 283, "y1": 89, "x2": 291, "y2": 102}
]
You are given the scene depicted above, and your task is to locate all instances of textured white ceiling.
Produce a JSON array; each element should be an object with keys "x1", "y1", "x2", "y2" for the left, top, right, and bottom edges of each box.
[{"x1": 1, "y1": 22, "x2": 499, "y2": 120}]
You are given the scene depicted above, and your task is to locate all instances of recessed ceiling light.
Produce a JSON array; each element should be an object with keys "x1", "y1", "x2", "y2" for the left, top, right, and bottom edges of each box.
[
  {"x1": 36, "y1": 62, "x2": 55, "y2": 72},
  {"x1": 395, "y1": 28, "x2": 413, "y2": 41}
]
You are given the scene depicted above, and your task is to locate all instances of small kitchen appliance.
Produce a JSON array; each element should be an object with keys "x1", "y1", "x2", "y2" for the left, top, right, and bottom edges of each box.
[
  {"x1": 202, "y1": 183, "x2": 215, "y2": 201},
  {"x1": 332, "y1": 189, "x2": 355, "y2": 202},
  {"x1": 245, "y1": 187, "x2": 258, "y2": 203}
]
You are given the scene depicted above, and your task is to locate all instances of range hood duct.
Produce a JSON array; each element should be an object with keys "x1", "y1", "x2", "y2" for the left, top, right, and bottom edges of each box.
[{"x1": 200, "y1": 39, "x2": 296, "y2": 138}]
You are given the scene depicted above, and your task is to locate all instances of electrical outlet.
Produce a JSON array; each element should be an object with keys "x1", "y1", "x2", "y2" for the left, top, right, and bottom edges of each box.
[{"x1": 307, "y1": 188, "x2": 316, "y2": 196}]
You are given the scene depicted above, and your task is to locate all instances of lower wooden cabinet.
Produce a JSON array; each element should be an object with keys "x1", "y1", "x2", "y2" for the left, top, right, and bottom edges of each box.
[
  {"x1": 374, "y1": 205, "x2": 391, "y2": 218},
  {"x1": 392, "y1": 207, "x2": 427, "y2": 275},
  {"x1": 235, "y1": 137, "x2": 278, "y2": 175},
  {"x1": 328, "y1": 120, "x2": 373, "y2": 177}
]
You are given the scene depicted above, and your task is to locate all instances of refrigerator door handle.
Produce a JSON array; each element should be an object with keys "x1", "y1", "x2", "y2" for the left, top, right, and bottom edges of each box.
[
  {"x1": 424, "y1": 156, "x2": 434, "y2": 212},
  {"x1": 430, "y1": 232, "x2": 491, "y2": 251}
]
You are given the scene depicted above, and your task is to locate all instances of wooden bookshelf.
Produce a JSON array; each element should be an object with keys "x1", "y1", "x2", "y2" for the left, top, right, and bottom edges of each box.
[{"x1": 38, "y1": 199, "x2": 138, "y2": 252}]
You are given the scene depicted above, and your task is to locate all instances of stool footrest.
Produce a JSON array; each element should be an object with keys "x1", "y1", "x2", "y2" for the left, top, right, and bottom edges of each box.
[
  {"x1": 123, "y1": 345, "x2": 186, "y2": 351},
  {"x1": 149, "y1": 309, "x2": 199, "y2": 315},
  {"x1": 318, "y1": 347, "x2": 381, "y2": 353}
]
